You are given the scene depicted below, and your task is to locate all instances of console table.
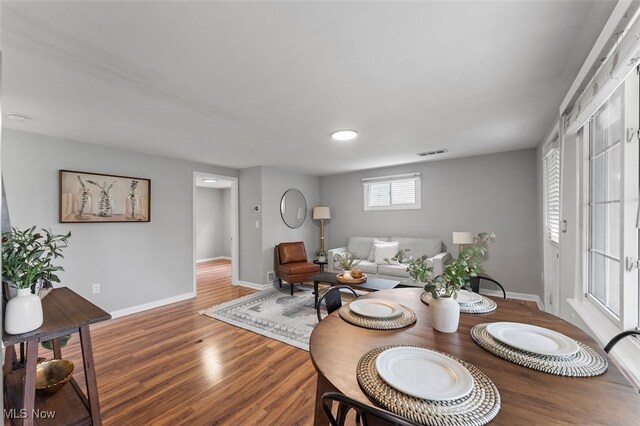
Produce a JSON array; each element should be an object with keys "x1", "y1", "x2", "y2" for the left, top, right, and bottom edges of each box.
[{"x1": 3, "y1": 287, "x2": 111, "y2": 425}]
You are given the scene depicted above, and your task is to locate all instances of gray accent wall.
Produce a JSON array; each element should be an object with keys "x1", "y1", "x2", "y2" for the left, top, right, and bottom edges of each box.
[
  {"x1": 195, "y1": 187, "x2": 231, "y2": 260},
  {"x1": 238, "y1": 166, "x2": 320, "y2": 285},
  {"x1": 2, "y1": 129, "x2": 238, "y2": 313},
  {"x1": 261, "y1": 166, "x2": 320, "y2": 283},
  {"x1": 239, "y1": 166, "x2": 263, "y2": 284},
  {"x1": 319, "y1": 148, "x2": 541, "y2": 296}
]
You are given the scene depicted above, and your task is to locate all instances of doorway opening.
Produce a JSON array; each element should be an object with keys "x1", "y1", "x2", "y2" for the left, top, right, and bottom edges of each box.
[{"x1": 192, "y1": 172, "x2": 239, "y2": 295}]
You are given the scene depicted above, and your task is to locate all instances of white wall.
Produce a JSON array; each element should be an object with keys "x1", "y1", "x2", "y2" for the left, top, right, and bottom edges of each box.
[
  {"x1": 320, "y1": 149, "x2": 541, "y2": 297},
  {"x1": 195, "y1": 187, "x2": 231, "y2": 260},
  {"x1": 2, "y1": 129, "x2": 238, "y2": 313}
]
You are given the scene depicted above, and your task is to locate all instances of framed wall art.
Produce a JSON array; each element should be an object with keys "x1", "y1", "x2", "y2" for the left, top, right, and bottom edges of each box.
[{"x1": 60, "y1": 170, "x2": 151, "y2": 223}]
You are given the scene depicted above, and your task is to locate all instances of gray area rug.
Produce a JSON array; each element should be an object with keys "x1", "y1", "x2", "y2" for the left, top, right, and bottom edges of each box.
[{"x1": 201, "y1": 285, "x2": 343, "y2": 351}]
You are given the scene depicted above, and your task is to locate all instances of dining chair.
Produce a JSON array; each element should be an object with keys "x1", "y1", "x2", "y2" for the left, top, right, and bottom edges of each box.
[
  {"x1": 316, "y1": 285, "x2": 359, "y2": 322},
  {"x1": 321, "y1": 392, "x2": 420, "y2": 426},
  {"x1": 604, "y1": 330, "x2": 640, "y2": 353},
  {"x1": 468, "y1": 273, "x2": 507, "y2": 299}
]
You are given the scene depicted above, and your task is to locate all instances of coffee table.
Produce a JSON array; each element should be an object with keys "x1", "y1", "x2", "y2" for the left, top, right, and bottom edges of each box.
[{"x1": 311, "y1": 272, "x2": 401, "y2": 306}]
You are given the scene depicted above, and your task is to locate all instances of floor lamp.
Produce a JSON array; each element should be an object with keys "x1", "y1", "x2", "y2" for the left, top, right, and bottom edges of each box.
[
  {"x1": 452, "y1": 231, "x2": 473, "y2": 256},
  {"x1": 313, "y1": 207, "x2": 331, "y2": 253}
]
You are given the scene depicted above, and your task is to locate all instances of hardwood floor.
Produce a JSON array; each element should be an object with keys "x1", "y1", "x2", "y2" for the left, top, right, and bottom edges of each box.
[{"x1": 52, "y1": 260, "x2": 318, "y2": 425}]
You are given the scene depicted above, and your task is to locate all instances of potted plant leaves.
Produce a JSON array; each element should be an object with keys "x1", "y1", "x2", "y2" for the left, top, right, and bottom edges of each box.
[
  {"x1": 409, "y1": 232, "x2": 495, "y2": 333},
  {"x1": 2, "y1": 227, "x2": 71, "y2": 334}
]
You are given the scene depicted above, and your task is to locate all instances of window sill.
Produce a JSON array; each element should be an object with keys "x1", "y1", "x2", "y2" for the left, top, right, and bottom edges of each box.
[{"x1": 567, "y1": 298, "x2": 640, "y2": 391}]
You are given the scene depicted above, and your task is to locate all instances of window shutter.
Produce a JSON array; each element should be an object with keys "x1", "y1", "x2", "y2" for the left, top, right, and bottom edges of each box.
[
  {"x1": 545, "y1": 144, "x2": 560, "y2": 244},
  {"x1": 391, "y1": 179, "x2": 416, "y2": 205},
  {"x1": 367, "y1": 182, "x2": 390, "y2": 207}
]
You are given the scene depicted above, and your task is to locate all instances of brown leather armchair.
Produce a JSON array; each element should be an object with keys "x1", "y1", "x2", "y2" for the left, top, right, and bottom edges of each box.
[{"x1": 275, "y1": 242, "x2": 320, "y2": 295}]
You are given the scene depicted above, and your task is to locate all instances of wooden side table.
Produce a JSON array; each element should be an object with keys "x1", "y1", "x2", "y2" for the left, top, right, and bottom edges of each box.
[{"x1": 3, "y1": 287, "x2": 111, "y2": 425}]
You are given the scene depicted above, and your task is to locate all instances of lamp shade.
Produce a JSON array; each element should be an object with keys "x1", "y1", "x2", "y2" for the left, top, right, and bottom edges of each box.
[
  {"x1": 313, "y1": 207, "x2": 331, "y2": 220},
  {"x1": 452, "y1": 232, "x2": 473, "y2": 245}
]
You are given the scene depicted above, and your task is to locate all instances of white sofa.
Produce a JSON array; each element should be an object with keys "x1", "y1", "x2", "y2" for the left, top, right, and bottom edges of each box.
[{"x1": 327, "y1": 236, "x2": 451, "y2": 287}]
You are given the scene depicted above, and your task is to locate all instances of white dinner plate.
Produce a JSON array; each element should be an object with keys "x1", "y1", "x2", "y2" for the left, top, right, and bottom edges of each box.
[
  {"x1": 375, "y1": 347, "x2": 474, "y2": 401},
  {"x1": 456, "y1": 290, "x2": 483, "y2": 305},
  {"x1": 349, "y1": 299, "x2": 402, "y2": 319},
  {"x1": 486, "y1": 322, "x2": 579, "y2": 357}
]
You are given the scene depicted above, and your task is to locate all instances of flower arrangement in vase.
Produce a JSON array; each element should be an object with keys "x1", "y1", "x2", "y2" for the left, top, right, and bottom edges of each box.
[
  {"x1": 86, "y1": 179, "x2": 115, "y2": 217},
  {"x1": 74, "y1": 175, "x2": 93, "y2": 220},
  {"x1": 314, "y1": 249, "x2": 326, "y2": 262}
]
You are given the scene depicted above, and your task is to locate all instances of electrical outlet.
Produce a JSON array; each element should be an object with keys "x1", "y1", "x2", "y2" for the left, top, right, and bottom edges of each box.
[
  {"x1": 92, "y1": 283, "x2": 101, "y2": 294},
  {"x1": 267, "y1": 271, "x2": 275, "y2": 282}
]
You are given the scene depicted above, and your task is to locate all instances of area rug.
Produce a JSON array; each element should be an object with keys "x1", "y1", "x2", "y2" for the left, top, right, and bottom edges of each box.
[{"x1": 200, "y1": 285, "x2": 355, "y2": 351}]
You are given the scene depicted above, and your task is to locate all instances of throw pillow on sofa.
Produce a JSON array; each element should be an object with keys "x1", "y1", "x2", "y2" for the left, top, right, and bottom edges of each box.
[
  {"x1": 367, "y1": 238, "x2": 388, "y2": 262},
  {"x1": 373, "y1": 241, "x2": 400, "y2": 265}
]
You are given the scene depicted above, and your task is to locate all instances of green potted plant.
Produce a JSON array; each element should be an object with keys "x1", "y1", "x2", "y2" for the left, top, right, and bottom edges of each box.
[
  {"x1": 335, "y1": 251, "x2": 361, "y2": 271},
  {"x1": 2, "y1": 227, "x2": 71, "y2": 334},
  {"x1": 409, "y1": 232, "x2": 495, "y2": 333},
  {"x1": 314, "y1": 248, "x2": 327, "y2": 263}
]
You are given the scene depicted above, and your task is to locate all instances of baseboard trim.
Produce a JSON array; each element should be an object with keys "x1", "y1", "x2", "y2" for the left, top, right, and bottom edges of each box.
[
  {"x1": 236, "y1": 280, "x2": 272, "y2": 291},
  {"x1": 110, "y1": 292, "x2": 195, "y2": 318},
  {"x1": 196, "y1": 256, "x2": 231, "y2": 263},
  {"x1": 480, "y1": 289, "x2": 544, "y2": 310}
]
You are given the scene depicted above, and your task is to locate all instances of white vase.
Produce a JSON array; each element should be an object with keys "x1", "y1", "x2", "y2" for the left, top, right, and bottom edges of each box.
[
  {"x1": 429, "y1": 296, "x2": 460, "y2": 333},
  {"x1": 318, "y1": 256, "x2": 326, "y2": 262},
  {"x1": 5, "y1": 288, "x2": 44, "y2": 335}
]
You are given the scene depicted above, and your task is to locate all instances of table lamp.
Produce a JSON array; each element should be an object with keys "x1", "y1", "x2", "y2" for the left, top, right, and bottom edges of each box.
[
  {"x1": 313, "y1": 207, "x2": 331, "y2": 252},
  {"x1": 452, "y1": 231, "x2": 474, "y2": 256}
]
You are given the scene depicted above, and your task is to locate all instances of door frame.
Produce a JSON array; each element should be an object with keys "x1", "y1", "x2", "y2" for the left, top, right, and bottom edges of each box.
[{"x1": 192, "y1": 171, "x2": 239, "y2": 295}]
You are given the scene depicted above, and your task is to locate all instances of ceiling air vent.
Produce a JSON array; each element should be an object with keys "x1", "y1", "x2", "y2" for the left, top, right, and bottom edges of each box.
[{"x1": 417, "y1": 149, "x2": 448, "y2": 157}]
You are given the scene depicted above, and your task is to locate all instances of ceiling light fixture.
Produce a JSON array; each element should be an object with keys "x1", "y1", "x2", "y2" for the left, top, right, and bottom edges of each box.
[
  {"x1": 331, "y1": 129, "x2": 358, "y2": 141},
  {"x1": 203, "y1": 178, "x2": 218, "y2": 183},
  {"x1": 6, "y1": 113, "x2": 30, "y2": 123}
]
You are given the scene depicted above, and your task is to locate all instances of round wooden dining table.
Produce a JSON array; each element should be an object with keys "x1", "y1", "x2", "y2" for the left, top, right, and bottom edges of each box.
[{"x1": 309, "y1": 288, "x2": 640, "y2": 425}]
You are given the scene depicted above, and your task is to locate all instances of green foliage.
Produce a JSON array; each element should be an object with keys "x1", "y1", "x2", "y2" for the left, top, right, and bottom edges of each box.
[
  {"x1": 410, "y1": 232, "x2": 496, "y2": 299},
  {"x1": 2, "y1": 227, "x2": 71, "y2": 289},
  {"x1": 314, "y1": 248, "x2": 326, "y2": 257},
  {"x1": 41, "y1": 334, "x2": 72, "y2": 351},
  {"x1": 384, "y1": 248, "x2": 411, "y2": 264},
  {"x1": 335, "y1": 251, "x2": 362, "y2": 270}
]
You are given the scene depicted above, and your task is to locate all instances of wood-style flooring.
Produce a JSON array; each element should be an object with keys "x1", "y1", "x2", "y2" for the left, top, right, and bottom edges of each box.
[{"x1": 51, "y1": 259, "x2": 318, "y2": 425}]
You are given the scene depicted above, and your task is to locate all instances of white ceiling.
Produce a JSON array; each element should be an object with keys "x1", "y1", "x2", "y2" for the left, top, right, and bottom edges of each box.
[{"x1": 2, "y1": 1, "x2": 615, "y2": 176}]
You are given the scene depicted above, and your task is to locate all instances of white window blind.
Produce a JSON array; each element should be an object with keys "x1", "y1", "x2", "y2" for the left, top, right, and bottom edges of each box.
[
  {"x1": 362, "y1": 173, "x2": 421, "y2": 211},
  {"x1": 544, "y1": 143, "x2": 560, "y2": 244},
  {"x1": 367, "y1": 182, "x2": 391, "y2": 207}
]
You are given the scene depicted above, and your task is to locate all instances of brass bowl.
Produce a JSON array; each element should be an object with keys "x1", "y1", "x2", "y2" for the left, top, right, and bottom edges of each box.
[{"x1": 35, "y1": 359, "x2": 74, "y2": 394}]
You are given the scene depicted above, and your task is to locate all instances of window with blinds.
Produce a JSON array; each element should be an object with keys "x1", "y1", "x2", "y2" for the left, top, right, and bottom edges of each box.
[
  {"x1": 363, "y1": 174, "x2": 421, "y2": 211},
  {"x1": 544, "y1": 143, "x2": 560, "y2": 244}
]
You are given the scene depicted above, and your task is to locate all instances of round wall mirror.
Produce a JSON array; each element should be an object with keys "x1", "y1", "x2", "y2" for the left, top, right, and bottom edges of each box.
[{"x1": 280, "y1": 189, "x2": 307, "y2": 229}]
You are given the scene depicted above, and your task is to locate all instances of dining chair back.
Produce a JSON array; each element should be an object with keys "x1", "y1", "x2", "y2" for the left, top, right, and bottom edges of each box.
[
  {"x1": 604, "y1": 330, "x2": 640, "y2": 353},
  {"x1": 321, "y1": 392, "x2": 420, "y2": 426},
  {"x1": 468, "y1": 273, "x2": 507, "y2": 299},
  {"x1": 316, "y1": 286, "x2": 359, "y2": 322}
]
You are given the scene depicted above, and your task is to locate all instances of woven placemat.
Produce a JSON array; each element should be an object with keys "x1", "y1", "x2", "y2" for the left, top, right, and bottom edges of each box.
[
  {"x1": 470, "y1": 323, "x2": 608, "y2": 377},
  {"x1": 357, "y1": 345, "x2": 500, "y2": 426},
  {"x1": 339, "y1": 304, "x2": 416, "y2": 329},
  {"x1": 420, "y1": 292, "x2": 497, "y2": 314}
]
